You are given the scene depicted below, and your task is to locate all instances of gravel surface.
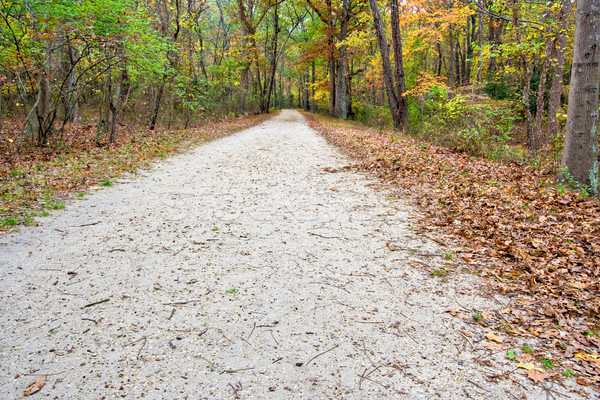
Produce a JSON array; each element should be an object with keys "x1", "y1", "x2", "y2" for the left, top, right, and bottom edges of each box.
[{"x1": 0, "y1": 110, "x2": 582, "y2": 399}]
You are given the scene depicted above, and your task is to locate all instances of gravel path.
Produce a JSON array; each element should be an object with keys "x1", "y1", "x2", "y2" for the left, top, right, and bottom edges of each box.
[{"x1": 0, "y1": 110, "x2": 575, "y2": 399}]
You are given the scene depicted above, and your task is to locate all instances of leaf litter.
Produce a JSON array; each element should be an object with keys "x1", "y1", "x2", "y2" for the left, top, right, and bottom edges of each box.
[{"x1": 307, "y1": 113, "x2": 600, "y2": 391}]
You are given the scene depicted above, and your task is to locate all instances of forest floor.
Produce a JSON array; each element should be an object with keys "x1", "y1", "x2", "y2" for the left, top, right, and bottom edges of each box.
[{"x1": 0, "y1": 110, "x2": 596, "y2": 399}]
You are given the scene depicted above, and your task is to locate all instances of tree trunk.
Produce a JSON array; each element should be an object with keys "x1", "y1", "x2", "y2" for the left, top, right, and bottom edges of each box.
[
  {"x1": 149, "y1": 80, "x2": 165, "y2": 131},
  {"x1": 310, "y1": 61, "x2": 316, "y2": 113},
  {"x1": 561, "y1": 0, "x2": 600, "y2": 192},
  {"x1": 465, "y1": 14, "x2": 476, "y2": 85},
  {"x1": 532, "y1": 6, "x2": 555, "y2": 151},
  {"x1": 369, "y1": 0, "x2": 407, "y2": 129},
  {"x1": 390, "y1": 0, "x2": 407, "y2": 123},
  {"x1": 548, "y1": 0, "x2": 572, "y2": 139},
  {"x1": 476, "y1": 12, "x2": 483, "y2": 83},
  {"x1": 261, "y1": 2, "x2": 279, "y2": 114},
  {"x1": 335, "y1": 0, "x2": 349, "y2": 119},
  {"x1": 511, "y1": 1, "x2": 534, "y2": 149}
]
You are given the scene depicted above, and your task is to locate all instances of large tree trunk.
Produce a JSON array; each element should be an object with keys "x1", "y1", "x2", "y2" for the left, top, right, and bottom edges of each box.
[{"x1": 561, "y1": 0, "x2": 600, "y2": 192}]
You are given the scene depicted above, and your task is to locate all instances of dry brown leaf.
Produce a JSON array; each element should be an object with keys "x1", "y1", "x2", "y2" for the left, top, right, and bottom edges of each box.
[
  {"x1": 481, "y1": 311, "x2": 494, "y2": 321},
  {"x1": 482, "y1": 342, "x2": 507, "y2": 351},
  {"x1": 576, "y1": 378, "x2": 591, "y2": 386},
  {"x1": 485, "y1": 332, "x2": 503, "y2": 343},
  {"x1": 24, "y1": 375, "x2": 46, "y2": 396},
  {"x1": 527, "y1": 369, "x2": 550, "y2": 383}
]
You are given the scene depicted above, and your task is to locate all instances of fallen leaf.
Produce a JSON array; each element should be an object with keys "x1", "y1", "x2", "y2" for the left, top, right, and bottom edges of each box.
[
  {"x1": 482, "y1": 342, "x2": 507, "y2": 351},
  {"x1": 575, "y1": 352, "x2": 600, "y2": 366},
  {"x1": 517, "y1": 362, "x2": 544, "y2": 372},
  {"x1": 24, "y1": 376, "x2": 46, "y2": 396},
  {"x1": 485, "y1": 332, "x2": 503, "y2": 343},
  {"x1": 517, "y1": 300, "x2": 537, "y2": 306},
  {"x1": 527, "y1": 369, "x2": 550, "y2": 383},
  {"x1": 576, "y1": 378, "x2": 591, "y2": 386}
]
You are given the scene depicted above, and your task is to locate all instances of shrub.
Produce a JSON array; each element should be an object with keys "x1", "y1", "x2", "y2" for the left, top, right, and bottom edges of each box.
[
  {"x1": 352, "y1": 100, "x2": 394, "y2": 129},
  {"x1": 484, "y1": 81, "x2": 514, "y2": 100}
]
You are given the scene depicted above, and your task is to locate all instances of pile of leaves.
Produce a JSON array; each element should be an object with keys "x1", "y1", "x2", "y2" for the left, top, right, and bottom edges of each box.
[
  {"x1": 0, "y1": 114, "x2": 270, "y2": 232},
  {"x1": 307, "y1": 113, "x2": 600, "y2": 388}
]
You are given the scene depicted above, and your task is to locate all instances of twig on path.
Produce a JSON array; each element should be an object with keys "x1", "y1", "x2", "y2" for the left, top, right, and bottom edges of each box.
[
  {"x1": 162, "y1": 297, "x2": 206, "y2": 306},
  {"x1": 358, "y1": 365, "x2": 383, "y2": 390},
  {"x1": 82, "y1": 298, "x2": 109, "y2": 308},
  {"x1": 228, "y1": 382, "x2": 240, "y2": 399},
  {"x1": 269, "y1": 330, "x2": 280, "y2": 346},
  {"x1": 108, "y1": 248, "x2": 126, "y2": 253},
  {"x1": 397, "y1": 326, "x2": 420, "y2": 345},
  {"x1": 198, "y1": 328, "x2": 208, "y2": 337},
  {"x1": 308, "y1": 232, "x2": 340, "y2": 239},
  {"x1": 124, "y1": 336, "x2": 149, "y2": 358},
  {"x1": 77, "y1": 221, "x2": 101, "y2": 227},
  {"x1": 222, "y1": 366, "x2": 255, "y2": 374},
  {"x1": 272, "y1": 357, "x2": 283, "y2": 363},
  {"x1": 305, "y1": 344, "x2": 339, "y2": 366},
  {"x1": 333, "y1": 299, "x2": 355, "y2": 309},
  {"x1": 81, "y1": 318, "x2": 101, "y2": 324},
  {"x1": 358, "y1": 374, "x2": 390, "y2": 389},
  {"x1": 421, "y1": 234, "x2": 446, "y2": 246},
  {"x1": 309, "y1": 281, "x2": 351, "y2": 294},
  {"x1": 459, "y1": 330, "x2": 475, "y2": 350},
  {"x1": 503, "y1": 388, "x2": 520, "y2": 400},
  {"x1": 247, "y1": 322, "x2": 256, "y2": 341},
  {"x1": 467, "y1": 379, "x2": 487, "y2": 393},
  {"x1": 360, "y1": 338, "x2": 375, "y2": 364},
  {"x1": 65, "y1": 278, "x2": 89, "y2": 286},
  {"x1": 541, "y1": 383, "x2": 569, "y2": 399},
  {"x1": 137, "y1": 337, "x2": 147, "y2": 357},
  {"x1": 168, "y1": 308, "x2": 175, "y2": 320},
  {"x1": 454, "y1": 294, "x2": 474, "y2": 312}
]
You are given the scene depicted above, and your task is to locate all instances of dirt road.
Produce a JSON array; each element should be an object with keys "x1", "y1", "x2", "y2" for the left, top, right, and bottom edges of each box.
[{"x1": 0, "y1": 110, "x2": 575, "y2": 399}]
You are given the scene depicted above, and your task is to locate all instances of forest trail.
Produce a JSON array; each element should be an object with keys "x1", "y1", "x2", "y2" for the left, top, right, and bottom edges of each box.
[{"x1": 0, "y1": 110, "x2": 574, "y2": 399}]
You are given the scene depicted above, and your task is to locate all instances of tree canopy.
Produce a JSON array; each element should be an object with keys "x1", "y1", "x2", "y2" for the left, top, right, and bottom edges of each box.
[{"x1": 0, "y1": 0, "x2": 598, "y2": 189}]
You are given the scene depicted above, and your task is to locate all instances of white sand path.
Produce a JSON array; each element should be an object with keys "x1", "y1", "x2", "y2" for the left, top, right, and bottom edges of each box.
[{"x1": 0, "y1": 110, "x2": 577, "y2": 399}]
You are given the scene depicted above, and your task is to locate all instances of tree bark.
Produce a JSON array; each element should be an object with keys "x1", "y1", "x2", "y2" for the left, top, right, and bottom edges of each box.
[
  {"x1": 511, "y1": 1, "x2": 534, "y2": 150},
  {"x1": 532, "y1": 6, "x2": 555, "y2": 151},
  {"x1": 547, "y1": 0, "x2": 572, "y2": 139},
  {"x1": 561, "y1": 0, "x2": 600, "y2": 192},
  {"x1": 335, "y1": 0, "x2": 349, "y2": 119},
  {"x1": 310, "y1": 61, "x2": 316, "y2": 113},
  {"x1": 369, "y1": 0, "x2": 407, "y2": 129}
]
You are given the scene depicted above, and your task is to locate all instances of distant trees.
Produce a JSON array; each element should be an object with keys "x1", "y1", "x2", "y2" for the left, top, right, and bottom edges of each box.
[{"x1": 0, "y1": 0, "x2": 597, "y2": 194}]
